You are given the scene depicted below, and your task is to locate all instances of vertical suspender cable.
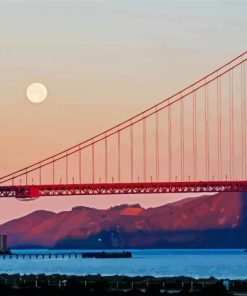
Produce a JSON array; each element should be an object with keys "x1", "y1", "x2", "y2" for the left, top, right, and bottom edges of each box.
[
  {"x1": 168, "y1": 100, "x2": 172, "y2": 182},
  {"x1": 229, "y1": 71, "x2": 232, "y2": 180},
  {"x1": 244, "y1": 61, "x2": 247, "y2": 179},
  {"x1": 219, "y1": 78, "x2": 222, "y2": 181},
  {"x1": 207, "y1": 85, "x2": 209, "y2": 181},
  {"x1": 180, "y1": 97, "x2": 184, "y2": 181},
  {"x1": 241, "y1": 63, "x2": 244, "y2": 180},
  {"x1": 92, "y1": 141, "x2": 95, "y2": 184},
  {"x1": 105, "y1": 134, "x2": 108, "y2": 183},
  {"x1": 217, "y1": 75, "x2": 222, "y2": 181},
  {"x1": 118, "y1": 130, "x2": 121, "y2": 183},
  {"x1": 217, "y1": 74, "x2": 220, "y2": 180},
  {"x1": 193, "y1": 90, "x2": 197, "y2": 181},
  {"x1": 130, "y1": 124, "x2": 134, "y2": 183},
  {"x1": 130, "y1": 123, "x2": 134, "y2": 182},
  {"x1": 143, "y1": 116, "x2": 147, "y2": 182},
  {"x1": 79, "y1": 147, "x2": 82, "y2": 184},
  {"x1": 25, "y1": 170, "x2": 28, "y2": 186},
  {"x1": 231, "y1": 71, "x2": 234, "y2": 180},
  {"x1": 66, "y1": 152, "x2": 68, "y2": 184},
  {"x1": 52, "y1": 157, "x2": 55, "y2": 185},
  {"x1": 205, "y1": 80, "x2": 209, "y2": 181},
  {"x1": 155, "y1": 110, "x2": 159, "y2": 182},
  {"x1": 39, "y1": 162, "x2": 42, "y2": 185}
]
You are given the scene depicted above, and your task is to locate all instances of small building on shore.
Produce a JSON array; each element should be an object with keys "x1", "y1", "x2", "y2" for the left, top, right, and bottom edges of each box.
[{"x1": 0, "y1": 235, "x2": 7, "y2": 253}]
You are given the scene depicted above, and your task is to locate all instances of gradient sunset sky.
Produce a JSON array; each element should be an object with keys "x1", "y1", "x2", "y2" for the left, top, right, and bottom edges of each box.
[{"x1": 0, "y1": 0, "x2": 246, "y2": 223}]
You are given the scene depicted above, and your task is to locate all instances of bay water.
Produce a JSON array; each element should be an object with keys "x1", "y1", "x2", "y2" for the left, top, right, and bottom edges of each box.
[{"x1": 0, "y1": 249, "x2": 246, "y2": 279}]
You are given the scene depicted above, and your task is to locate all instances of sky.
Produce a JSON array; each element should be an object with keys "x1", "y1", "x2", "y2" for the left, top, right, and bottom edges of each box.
[{"x1": 0, "y1": 0, "x2": 246, "y2": 223}]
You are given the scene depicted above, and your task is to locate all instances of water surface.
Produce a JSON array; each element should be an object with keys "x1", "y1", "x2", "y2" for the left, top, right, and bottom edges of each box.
[{"x1": 0, "y1": 249, "x2": 246, "y2": 279}]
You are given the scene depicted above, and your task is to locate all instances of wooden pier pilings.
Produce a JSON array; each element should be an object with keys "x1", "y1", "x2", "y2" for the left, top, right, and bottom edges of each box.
[{"x1": 0, "y1": 253, "x2": 82, "y2": 259}]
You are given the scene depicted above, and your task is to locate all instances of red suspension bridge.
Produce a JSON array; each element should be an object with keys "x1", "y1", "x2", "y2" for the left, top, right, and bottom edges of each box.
[{"x1": 0, "y1": 51, "x2": 247, "y2": 199}]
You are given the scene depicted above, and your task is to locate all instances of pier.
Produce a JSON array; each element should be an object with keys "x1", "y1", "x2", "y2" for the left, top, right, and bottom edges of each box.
[
  {"x1": 0, "y1": 252, "x2": 83, "y2": 259},
  {"x1": 0, "y1": 251, "x2": 132, "y2": 259}
]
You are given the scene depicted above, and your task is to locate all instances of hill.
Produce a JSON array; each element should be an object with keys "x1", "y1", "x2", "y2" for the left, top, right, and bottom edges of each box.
[{"x1": 1, "y1": 192, "x2": 247, "y2": 248}]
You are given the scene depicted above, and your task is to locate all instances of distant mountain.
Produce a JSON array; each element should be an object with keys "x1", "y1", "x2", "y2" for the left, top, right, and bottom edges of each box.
[{"x1": 1, "y1": 192, "x2": 247, "y2": 249}]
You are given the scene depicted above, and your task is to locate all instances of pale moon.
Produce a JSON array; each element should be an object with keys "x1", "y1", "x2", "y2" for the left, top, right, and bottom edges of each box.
[{"x1": 26, "y1": 83, "x2": 48, "y2": 104}]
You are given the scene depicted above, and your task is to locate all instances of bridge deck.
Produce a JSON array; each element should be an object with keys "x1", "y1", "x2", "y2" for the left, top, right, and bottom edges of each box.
[{"x1": 0, "y1": 181, "x2": 247, "y2": 199}]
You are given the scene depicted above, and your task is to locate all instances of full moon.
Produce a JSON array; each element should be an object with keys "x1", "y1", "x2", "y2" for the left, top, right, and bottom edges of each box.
[{"x1": 26, "y1": 83, "x2": 48, "y2": 104}]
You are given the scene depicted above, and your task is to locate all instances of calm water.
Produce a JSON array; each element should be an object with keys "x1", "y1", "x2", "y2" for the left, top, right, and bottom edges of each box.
[{"x1": 0, "y1": 249, "x2": 246, "y2": 279}]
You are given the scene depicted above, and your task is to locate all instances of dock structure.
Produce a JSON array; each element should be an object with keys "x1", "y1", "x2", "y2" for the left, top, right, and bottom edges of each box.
[
  {"x1": 0, "y1": 251, "x2": 132, "y2": 259},
  {"x1": 0, "y1": 252, "x2": 82, "y2": 259}
]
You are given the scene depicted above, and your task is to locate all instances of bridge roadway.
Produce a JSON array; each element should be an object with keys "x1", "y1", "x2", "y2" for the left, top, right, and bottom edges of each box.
[{"x1": 0, "y1": 181, "x2": 247, "y2": 199}]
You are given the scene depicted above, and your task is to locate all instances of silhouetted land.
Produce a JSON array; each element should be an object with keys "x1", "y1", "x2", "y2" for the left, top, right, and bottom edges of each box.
[{"x1": 0, "y1": 274, "x2": 245, "y2": 295}]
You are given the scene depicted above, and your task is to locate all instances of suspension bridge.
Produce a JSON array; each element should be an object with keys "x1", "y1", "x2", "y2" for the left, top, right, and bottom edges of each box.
[{"x1": 0, "y1": 51, "x2": 246, "y2": 199}]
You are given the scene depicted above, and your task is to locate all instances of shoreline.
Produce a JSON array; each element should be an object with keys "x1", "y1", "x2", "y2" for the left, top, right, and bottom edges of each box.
[
  {"x1": 0, "y1": 274, "x2": 244, "y2": 295},
  {"x1": 0, "y1": 273, "x2": 244, "y2": 280}
]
